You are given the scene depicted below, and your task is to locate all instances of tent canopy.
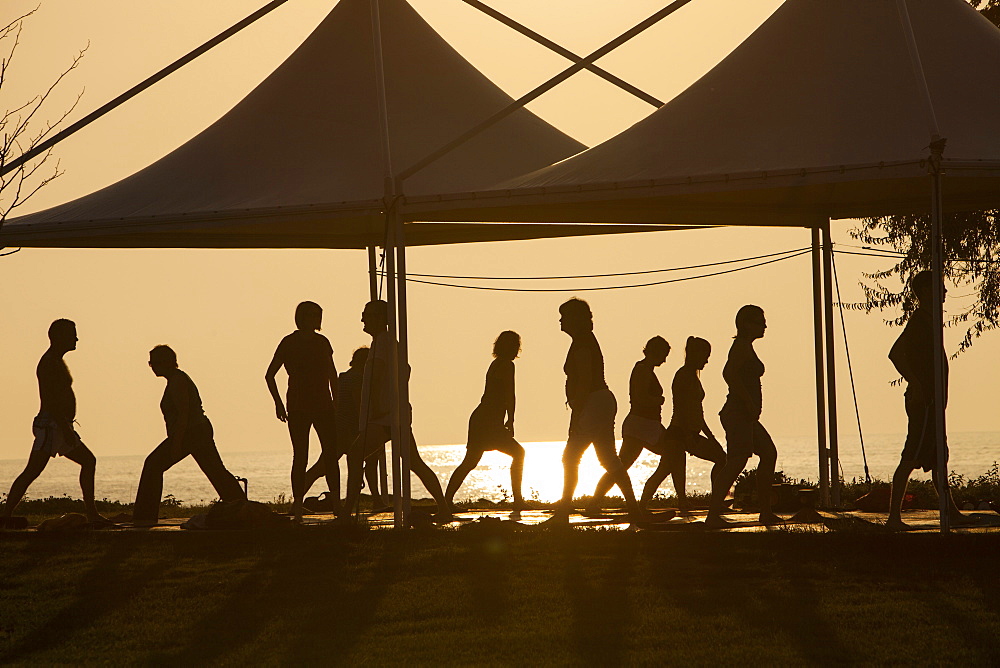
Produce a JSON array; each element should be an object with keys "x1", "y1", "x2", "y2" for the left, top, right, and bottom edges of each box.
[
  {"x1": 407, "y1": 0, "x2": 1000, "y2": 226},
  {"x1": 1, "y1": 0, "x2": 666, "y2": 249}
]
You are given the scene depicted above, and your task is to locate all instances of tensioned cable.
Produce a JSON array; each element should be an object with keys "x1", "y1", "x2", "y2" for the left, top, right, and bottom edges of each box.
[
  {"x1": 404, "y1": 246, "x2": 811, "y2": 281},
  {"x1": 393, "y1": 248, "x2": 811, "y2": 292},
  {"x1": 0, "y1": 0, "x2": 294, "y2": 178},
  {"x1": 832, "y1": 246, "x2": 871, "y2": 486}
]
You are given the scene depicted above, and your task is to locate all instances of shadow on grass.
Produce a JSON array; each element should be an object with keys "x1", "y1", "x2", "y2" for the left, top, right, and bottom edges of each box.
[
  {"x1": 563, "y1": 532, "x2": 636, "y2": 666},
  {"x1": 146, "y1": 527, "x2": 399, "y2": 666},
  {"x1": 1, "y1": 535, "x2": 172, "y2": 664}
]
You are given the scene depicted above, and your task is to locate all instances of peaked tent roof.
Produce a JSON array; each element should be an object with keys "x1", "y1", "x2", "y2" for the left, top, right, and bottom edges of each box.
[
  {"x1": 1, "y1": 0, "x2": 662, "y2": 249},
  {"x1": 407, "y1": 0, "x2": 1000, "y2": 226}
]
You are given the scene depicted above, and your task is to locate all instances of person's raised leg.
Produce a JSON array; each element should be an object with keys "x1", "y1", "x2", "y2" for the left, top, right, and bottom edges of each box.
[
  {"x1": 688, "y1": 435, "x2": 727, "y2": 512},
  {"x1": 63, "y1": 443, "x2": 105, "y2": 521},
  {"x1": 304, "y1": 456, "x2": 325, "y2": 495},
  {"x1": 343, "y1": 429, "x2": 387, "y2": 519},
  {"x1": 753, "y1": 422, "x2": 781, "y2": 525},
  {"x1": 507, "y1": 441, "x2": 526, "y2": 512},
  {"x1": 287, "y1": 415, "x2": 311, "y2": 520},
  {"x1": 593, "y1": 434, "x2": 641, "y2": 522},
  {"x1": 445, "y1": 447, "x2": 484, "y2": 511},
  {"x1": 364, "y1": 457, "x2": 388, "y2": 509},
  {"x1": 406, "y1": 431, "x2": 448, "y2": 512},
  {"x1": 552, "y1": 438, "x2": 588, "y2": 521},
  {"x1": 706, "y1": 451, "x2": 750, "y2": 527},
  {"x1": 1, "y1": 449, "x2": 50, "y2": 520},
  {"x1": 930, "y1": 465, "x2": 967, "y2": 524},
  {"x1": 133, "y1": 439, "x2": 186, "y2": 526},
  {"x1": 189, "y1": 431, "x2": 247, "y2": 505},
  {"x1": 313, "y1": 413, "x2": 342, "y2": 517},
  {"x1": 588, "y1": 437, "x2": 643, "y2": 512},
  {"x1": 887, "y1": 460, "x2": 915, "y2": 531}
]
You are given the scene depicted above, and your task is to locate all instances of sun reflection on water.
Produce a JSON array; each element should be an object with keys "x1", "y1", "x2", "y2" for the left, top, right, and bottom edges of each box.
[{"x1": 424, "y1": 441, "x2": 715, "y2": 504}]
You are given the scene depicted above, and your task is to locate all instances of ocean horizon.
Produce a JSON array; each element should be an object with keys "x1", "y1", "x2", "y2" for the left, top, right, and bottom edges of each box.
[{"x1": 2, "y1": 431, "x2": 997, "y2": 506}]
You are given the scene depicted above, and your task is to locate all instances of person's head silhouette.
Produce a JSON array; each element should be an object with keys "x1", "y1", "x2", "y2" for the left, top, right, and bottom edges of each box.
[
  {"x1": 735, "y1": 304, "x2": 766, "y2": 340},
  {"x1": 685, "y1": 336, "x2": 711, "y2": 369},
  {"x1": 148, "y1": 344, "x2": 178, "y2": 378},
  {"x1": 643, "y1": 335, "x2": 670, "y2": 366},
  {"x1": 349, "y1": 346, "x2": 370, "y2": 369},
  {"x1": 493, "y1": 331, "x2": 521, "y2": 360},
  {"x1": 910, "y1": 270, "x2": 945, "y2": 306},
  {"x1": 559, "y1": 298, "x2": 593, "y2": 337},
  {"x1": 362, "y1": 300, "x2": 389, "y2": 336},
  {"x1": 47, "y1": 319, "x2": 77, "y2": 353},
  {"x1": 294, "y1": 301, "x2": 323, "y2": 331}
]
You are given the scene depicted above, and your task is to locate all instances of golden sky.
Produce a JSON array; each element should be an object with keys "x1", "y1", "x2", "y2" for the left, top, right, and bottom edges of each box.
[{"x1": 1, "y1": 0, "x2": 997, "y2": 476}]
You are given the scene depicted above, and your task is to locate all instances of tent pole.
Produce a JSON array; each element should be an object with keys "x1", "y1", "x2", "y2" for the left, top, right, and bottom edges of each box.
[
  {"x1": 930, "y1": 146, "x2": 950, "y2": 534},
  {"x1": 811, "y1": 227, "x2": 830, "y2": 506},
  {"x1": 369, "y1": 245, "x2": 390, "y2": 502},
  {"x1": 822, "y1": 220, "x2": 841, "y2": 506},
  {"x1": 384, "y1": 219, "x2": 404, "y2": 528},
  {"x1": 370, "y1": 0, "x2": 406, "y2": 528},
  {"x1": 395, "y1": 205, "x2": 412, "y2": 522}
]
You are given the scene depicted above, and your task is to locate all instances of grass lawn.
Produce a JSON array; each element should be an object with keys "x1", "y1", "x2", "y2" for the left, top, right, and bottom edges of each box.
[{"x1": 1, "y1": 527, "x2": 999, "y2": 665}]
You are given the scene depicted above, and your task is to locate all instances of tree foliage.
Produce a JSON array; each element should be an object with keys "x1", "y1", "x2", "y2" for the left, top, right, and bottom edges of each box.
[
  {"x1": 0, "y1": 7, "x2": 86, "y2": 230},
  {"x1": 848, "y1": 0, "x2": 1000, "y2": 354}
]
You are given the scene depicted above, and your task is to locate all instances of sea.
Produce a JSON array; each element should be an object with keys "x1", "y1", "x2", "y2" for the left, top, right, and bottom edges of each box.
[{"x1": 2, "y1": 432, "x2": 997, "y2": 506}]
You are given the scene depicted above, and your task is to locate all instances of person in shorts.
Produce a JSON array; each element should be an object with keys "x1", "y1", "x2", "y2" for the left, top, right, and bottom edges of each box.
[
  {"x1": 265, "y1": 301, "x2": 342, "y2": 520},
  {"x1": 548, "y1": 298, "x2": 642, "y2": 524},
  {"x1": 587, "y1": 335, "x2": 681, "y2": 515},
  {"x1": 446, "y1": 331, "x2": 526, "y2": 515},
  {"x1": 1, "y1": 319, "x2": 107, "y2": 526},
  {"x1": 707, "y1": 305, "x2": 781, "y2": 527},
  {"x1": 886, "y1": 271, "x2": 965, "y2": 531}
]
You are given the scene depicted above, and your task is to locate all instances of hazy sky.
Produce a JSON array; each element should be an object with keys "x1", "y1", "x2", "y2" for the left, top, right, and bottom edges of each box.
[{"x1": 1, "y1": 1, "x2": 997, "y2": 482}]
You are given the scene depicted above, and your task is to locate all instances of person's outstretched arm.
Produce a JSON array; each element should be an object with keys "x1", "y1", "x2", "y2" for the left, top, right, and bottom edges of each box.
[{"x1": 265, "y1": 344, "x2": 287, "y2": 422}]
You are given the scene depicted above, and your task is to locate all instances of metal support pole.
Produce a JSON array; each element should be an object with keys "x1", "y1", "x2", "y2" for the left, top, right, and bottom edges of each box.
[
  {"x1": 930, "y1": 147, "x2": 950, "y2": 534},
  {"x1": 811, "y1": 227, "x2": 830, "y2": 505},
  {"x1": 821, "y1": 220, "x2": 841, "y2": 506},
  {"x1": 384, "y1": 221, "x2": 404, "y2": 528},
  {"x1": 368, "y1": 245, "x2": 390, "y2": 501},
  {"x1": 369, "y1": 0, "x2": 407, "y2": 528},
  {"x1": 395, "y1": 205, "x2": 412, "y2": 519}
]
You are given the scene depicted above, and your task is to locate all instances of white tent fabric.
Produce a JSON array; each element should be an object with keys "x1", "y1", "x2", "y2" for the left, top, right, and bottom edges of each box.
[
  {"x1": 408, "y1": 0, "x2": 1000, "y2": 226},
  {"x1": 1, "y1": 0, "x2": 663, "y2": 249}
]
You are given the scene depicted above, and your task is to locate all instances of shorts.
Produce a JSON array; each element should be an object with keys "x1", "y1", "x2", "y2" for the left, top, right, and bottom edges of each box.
[
  {"x1": 569, "y1": 388, "x2": 617, "y2": 442},
  {"x1": 622, "y1": 414, "x2": 666, "y2": 447},
  {"x1": 901, "y1": 392, "x2": 947, "y2": 473},
  {"x1": 31, "y1": 414, "x2": 82, "y2": 459},
  {"x1": 467, "y1": 406, "x2": 518, "y2": 453},
  {"x1": 719, "y1": 407, "x2": 775, "y2": 462}
]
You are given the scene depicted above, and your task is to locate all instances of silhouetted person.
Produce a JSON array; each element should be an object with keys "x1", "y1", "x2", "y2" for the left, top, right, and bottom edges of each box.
[
  {"x1": 342, "y1": 300, "x2": 448, "y2": 517},
  {"x1": 302, "y1": 347, "x2": 389, "y2": 510},
  {"x1": 587, "y1": 336, "x2": 681, "y2": 513},
  {"x1": 548, "y1": 298, "x2": 643, "y2": 524},
  {"x1": 660, "y1": 337, "x2": 727, "y2": 508},
  {"x1": 446, "y1": 331, "x2": 526, "y2": 515},
  {"x1": 886, "y1": 271, "x2": 965, "y2": 531},
  {"x1": 265, "y1": 301, "x2": 341, "y2": 520},
  {"x1": 133, "y1": 345, "x2": 246, "y2": 527},
  {"x1": 1, "y1": 319, "x2": 107, "y2": 525},
  {"x1": 707, "y1": 305, "x2": 781, "y2": 526}
]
